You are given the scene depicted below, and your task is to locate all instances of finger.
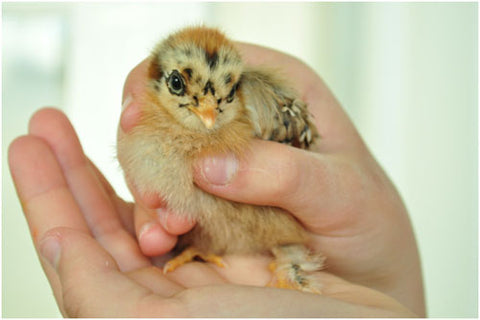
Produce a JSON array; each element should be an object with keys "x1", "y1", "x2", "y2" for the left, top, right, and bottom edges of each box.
[
  {"x1": 120, "y1": 58, "x2": 150, "y2": 133},
  {"x1": 177, "y1": 284, "x2": 413, "y2": 317},
  {"x1": 87, "y1": 158, "x2": 136, "y2": 235},
  {"x1": 126, "y1": 180, "x2": 195, "y2": 256},
  {"x1": 129, "y1": 185, "x2": 196, "y2": 236},
  {"x1": 157, "y1": 207, "x2": 196, "y2": 235},
  {"x1": 38, "y1": 227, "x2": 181, "y2": 317},
  {"x1": 28, "y1": 108, "x2": 150, "y2": 271},
  {"x1": 135, "y1": 204, "x2": 178, "y2": 256},
  {"x1": 135, "y1": 206, "x2": 196, "y2": 256},
  {"x1": 8, "y1": 135, "x2": 91, "y2": 314},
  {"x1": 193, "y1": 139, "x2": 366, "y2": 235},
  {"x1": 8, "y1": 135, "x2": 91, "y2": 241}
]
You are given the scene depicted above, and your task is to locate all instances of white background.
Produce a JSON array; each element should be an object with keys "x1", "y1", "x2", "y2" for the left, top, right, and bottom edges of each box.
[{"x1": 2, "y1": 2, "x2": 478, "y2": 317}]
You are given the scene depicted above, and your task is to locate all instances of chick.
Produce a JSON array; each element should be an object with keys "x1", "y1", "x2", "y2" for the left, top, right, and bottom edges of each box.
[{"x1": 117, "y1": 26, "x2": 324, "y2": 293}]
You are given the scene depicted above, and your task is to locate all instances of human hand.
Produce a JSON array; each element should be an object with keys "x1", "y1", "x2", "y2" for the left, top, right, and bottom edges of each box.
[
  {"x1": 121, "y1": 43, "x2": 425, "y2": 316},
  {"x1": 9, "y1": 108, "x2": 415, "y2": 317}
]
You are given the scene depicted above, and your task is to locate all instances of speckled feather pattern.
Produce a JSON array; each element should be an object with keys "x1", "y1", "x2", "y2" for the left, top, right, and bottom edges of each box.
[{"x1": 117, "y1": 27, "x2": 323, "y2": 289}]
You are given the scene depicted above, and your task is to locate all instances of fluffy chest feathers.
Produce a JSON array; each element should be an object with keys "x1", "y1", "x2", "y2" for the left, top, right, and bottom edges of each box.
[{"x1": 117, "y1": 87, "x2": 253, "y2": 216}]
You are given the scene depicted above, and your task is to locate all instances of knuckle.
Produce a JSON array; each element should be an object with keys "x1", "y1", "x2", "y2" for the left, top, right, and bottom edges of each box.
[{"x1": 61, "y1": 282, "x2": 88, "y2": 318}]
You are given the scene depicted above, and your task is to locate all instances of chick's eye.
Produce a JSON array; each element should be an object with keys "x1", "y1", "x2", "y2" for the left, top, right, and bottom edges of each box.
[{"x1": 167, "y1": 70, "x2": 185, "y2": 96}]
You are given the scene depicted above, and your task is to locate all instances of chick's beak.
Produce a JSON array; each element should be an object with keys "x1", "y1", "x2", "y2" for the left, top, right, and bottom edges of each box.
[{"x1": 190, "y1": 95, "x2": 217, "y2": 129}]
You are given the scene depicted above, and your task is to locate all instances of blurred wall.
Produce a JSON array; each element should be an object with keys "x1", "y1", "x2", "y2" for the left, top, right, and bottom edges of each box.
[{"x1": 2, "y1": 2, "x2": 477, "y2": 317}]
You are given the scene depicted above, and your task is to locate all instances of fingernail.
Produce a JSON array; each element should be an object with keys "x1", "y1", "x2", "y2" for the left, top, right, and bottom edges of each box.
[
  {"x1": 197, "y1": 154, "x2": 238, "y2": 185},
  {"x1": 122, "y1": 94, "x2": 133, "y2": 110},
  {"x1": 156, "y1": 207, "x2": 169, "y2": 231},
  {"x1": 139, "y1": 222, "x2": 156, "y2": 241},
  {"x1": 39, "y1": 234, "x2": 61, "y2": 270},
  {"x1": 120, "y1": 94, "x2": 140, "y2": 133}
]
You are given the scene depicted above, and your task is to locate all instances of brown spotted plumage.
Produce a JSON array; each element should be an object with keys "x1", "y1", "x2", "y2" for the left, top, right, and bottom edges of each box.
[
  {"x1": 117, "y1": 26, "x2": 324, "y2": 293},
  {"x1": 241, "y1": 67, "x2": 318, "y2": 148}
]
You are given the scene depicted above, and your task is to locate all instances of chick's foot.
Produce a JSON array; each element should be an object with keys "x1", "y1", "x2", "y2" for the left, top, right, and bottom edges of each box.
[
  {"x1": 268, "y1": 244, "x2": 325, "y2": 294},
  {"x1": 163, "y1": 246, "x2": 226, "y2": 274}
]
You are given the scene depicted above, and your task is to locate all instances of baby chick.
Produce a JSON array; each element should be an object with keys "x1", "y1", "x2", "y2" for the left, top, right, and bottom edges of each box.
[{"x1": 117, "y1": 26, "x2": 324, "y2": 293}]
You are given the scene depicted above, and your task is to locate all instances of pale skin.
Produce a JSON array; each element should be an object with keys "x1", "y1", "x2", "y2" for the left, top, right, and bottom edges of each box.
[{"x1": 9, "y1": 43, "x2": 425, "y2": 317}]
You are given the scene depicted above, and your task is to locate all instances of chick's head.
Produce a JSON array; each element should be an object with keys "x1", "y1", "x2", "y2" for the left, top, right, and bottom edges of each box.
[{"x1": 148, "y1": 27, "x2": 244, "y2": 132}]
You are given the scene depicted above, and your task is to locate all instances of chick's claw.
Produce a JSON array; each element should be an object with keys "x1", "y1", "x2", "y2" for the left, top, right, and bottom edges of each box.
[
  {"x1": 268, "y1": 261, "x2": 322, "y2": 294},
  {"x1": 163, "y1": 246, "x2": 226, "y2": 274},
  {"x1": 268, "y1": 244, "x2": 325, "y2": 294}
]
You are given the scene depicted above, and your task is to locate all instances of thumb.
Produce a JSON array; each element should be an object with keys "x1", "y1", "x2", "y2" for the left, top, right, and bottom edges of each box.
[{"x1": 192, "y1": 140, "x2": 362, "y2": 234}]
